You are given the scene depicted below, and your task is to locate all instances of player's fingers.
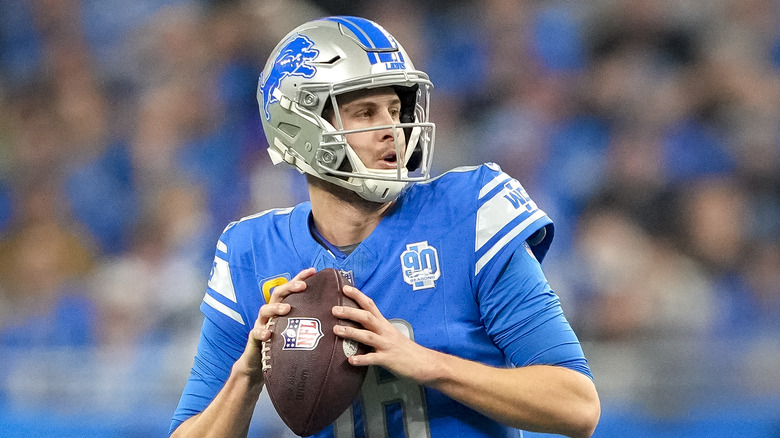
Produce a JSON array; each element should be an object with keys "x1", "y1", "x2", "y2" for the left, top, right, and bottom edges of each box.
[
  {"x1": 333, "y1": 324, "x2": 378, "y2": 347},
  {"x1": 268, "y1": 278, "x2": 307, "y2": 303},
  {"x1": 342, "y1": 285, "x2": 381, "y2": 315},
  {"x1": 332, "y1": 305, "x2": 379, "y2": 330},
  {"x1": 347, "y1": 351, "x2": 380, "y2": 367},
  {"x1": 292, "y1": 267, "x2": 317, "y2": 281},
  {"x1": 250, "y1": 326, "x2": 272, "y2": 343},
  {"x1": 258, "y1": 302, "x2": 291, "y2": 321},
  {"x1": 267, "y1": 268, "x2": 315, "y2": 303}
]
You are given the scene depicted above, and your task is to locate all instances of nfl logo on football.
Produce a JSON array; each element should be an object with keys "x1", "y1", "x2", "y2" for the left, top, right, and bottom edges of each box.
[
  {"x1": 282, "y1": 318, "x2": 324, "y2": 350},
  {"x1": 339, "y1": 269, "x2": 354, "y2": 285},
  {"x1": 400, "y1": 241, "x2": 441, "y2": 290}
]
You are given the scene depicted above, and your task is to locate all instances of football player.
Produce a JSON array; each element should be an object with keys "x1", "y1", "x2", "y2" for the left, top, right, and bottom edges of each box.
[{"x1": 171, "y1": 16, "x2": 600, "y2": 438}]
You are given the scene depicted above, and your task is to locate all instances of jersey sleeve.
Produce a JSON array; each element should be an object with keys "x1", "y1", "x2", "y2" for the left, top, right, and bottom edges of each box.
[
  {"x1": 170, "y1": 224, "x2": 261, "y2": 434},
  {"x1": 200, "y1": 222, "x2": 256, "y2": 327},
  {"x1": 471, "y1": 164, "x2": 589, "y2": 377},
  {"x1": 473, "y1": 163, "x2": 554, "y2": 287},
  {"x1": 169, "y1": 316, "x2": 246, "y2": 434},
  {"x1": 477, "y1": 242, "x2": 592, "y2": 378}
]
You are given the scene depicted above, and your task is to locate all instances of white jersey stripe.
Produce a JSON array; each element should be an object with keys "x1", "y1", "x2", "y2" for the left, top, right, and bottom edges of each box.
[
  {"x1": 208, "y1": 256, "x2": 237, "y2": 302},
  {"x1": 475, "y1": 209, "x2": 546, "y2": 275},
  {"x1": 479, "y1": 171, "x2": 511, "y2": 199},
  {"x1": 476, "y1": 193, "x2": 518, "y2": 251},
  {"x1": 476, "y1": 176, "x2": 535, "y2": 251},
  {"x1": 216, "y1": 240, "x2": 228, "y2": 253},
  {"x1": 203, "y1": 293, "x2": 245, "y2": 325}
]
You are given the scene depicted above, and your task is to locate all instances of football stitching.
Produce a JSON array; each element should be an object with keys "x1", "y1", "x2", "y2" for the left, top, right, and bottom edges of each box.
[{"x1": 261, "y1": 316, "x2": 276, "y2": 372}]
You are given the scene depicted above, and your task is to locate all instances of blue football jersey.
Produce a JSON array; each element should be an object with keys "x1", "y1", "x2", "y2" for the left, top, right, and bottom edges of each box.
[{"x1": 171, "y1": 163, "x2": 591, "y2": 437}]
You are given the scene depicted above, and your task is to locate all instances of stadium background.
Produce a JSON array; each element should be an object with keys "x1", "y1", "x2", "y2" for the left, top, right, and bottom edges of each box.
[{"x1": 0, "y1": 0, "x2": 778, "y2": 436}]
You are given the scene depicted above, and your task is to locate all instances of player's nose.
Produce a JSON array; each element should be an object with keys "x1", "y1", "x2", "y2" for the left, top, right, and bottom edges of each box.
[{"x1": 376, "y1": 110, "x2": 401, "y2": 140}]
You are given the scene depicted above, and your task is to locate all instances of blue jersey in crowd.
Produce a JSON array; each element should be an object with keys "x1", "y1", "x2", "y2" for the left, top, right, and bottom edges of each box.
[{"x1": 171, "y1": 163, "x2": 591, "y2": 437}]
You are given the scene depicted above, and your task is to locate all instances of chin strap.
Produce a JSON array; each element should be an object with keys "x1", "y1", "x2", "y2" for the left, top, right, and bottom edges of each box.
[{"x1": 360, "y1": 175, "x2": 409, "y2": 202}]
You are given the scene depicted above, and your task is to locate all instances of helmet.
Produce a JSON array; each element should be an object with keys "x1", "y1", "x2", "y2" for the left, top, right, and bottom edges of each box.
[{"x1": 257, "y1": 16, "x2": 435, "y2": 202}]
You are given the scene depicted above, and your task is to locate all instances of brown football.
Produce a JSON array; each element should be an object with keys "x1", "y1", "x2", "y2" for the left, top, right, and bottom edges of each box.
[{"x1": 262, "y1": 268, "x2": 369, "y2": 436}]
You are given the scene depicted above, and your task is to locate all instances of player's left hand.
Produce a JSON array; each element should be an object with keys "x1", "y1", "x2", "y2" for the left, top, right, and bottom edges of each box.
[
  {"x1": 332, "y1": 285, "x2": 441, "y2": 385},
  {"x1": 239, "y1": 267, "x2": 316, "y2": 380}
]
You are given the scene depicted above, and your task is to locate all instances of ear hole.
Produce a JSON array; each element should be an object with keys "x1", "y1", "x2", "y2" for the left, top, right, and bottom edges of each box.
[
  {"x1": 318, "y1": 55, "x2": 341, "y2": 64},
  {"x1": 278, "y1": 122, "x2": 301, "y2": 138}
]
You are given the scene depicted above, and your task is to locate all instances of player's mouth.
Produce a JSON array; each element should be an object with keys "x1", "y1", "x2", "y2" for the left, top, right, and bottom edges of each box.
[{"x1": 378, "y1": 151, "x2": 398, "y2": 168}]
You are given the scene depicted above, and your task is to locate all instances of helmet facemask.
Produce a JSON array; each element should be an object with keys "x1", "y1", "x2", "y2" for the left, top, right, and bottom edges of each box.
[{"x1": 314, "y1": 83, "x2": 435, "y2": 202}]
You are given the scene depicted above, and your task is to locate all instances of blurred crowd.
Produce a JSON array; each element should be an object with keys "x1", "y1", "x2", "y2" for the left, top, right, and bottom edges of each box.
[{"x1": 0, "y1": 0, "x2": 778, "y2": 434}]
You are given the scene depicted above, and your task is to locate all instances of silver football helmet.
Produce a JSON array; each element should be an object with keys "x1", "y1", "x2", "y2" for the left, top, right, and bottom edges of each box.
[{"x1": 257, "y1": 16, "x2": 435, "y2": 202}]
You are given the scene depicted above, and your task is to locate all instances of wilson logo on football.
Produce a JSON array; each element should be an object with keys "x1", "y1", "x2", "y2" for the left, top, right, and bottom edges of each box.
[{"x1": 282, "y1": 318, "x2": 324, "y2": 350}]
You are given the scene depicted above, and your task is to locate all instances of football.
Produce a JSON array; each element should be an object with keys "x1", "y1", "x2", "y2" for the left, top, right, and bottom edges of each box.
[{"x1": 262, "y1": 268, "x2": 369, "y2": 436}]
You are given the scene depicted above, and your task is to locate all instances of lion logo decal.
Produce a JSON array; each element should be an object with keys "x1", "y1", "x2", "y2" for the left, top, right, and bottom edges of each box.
[{"x1": 259, "y1": 34, "x2": 320, "y2": 120}]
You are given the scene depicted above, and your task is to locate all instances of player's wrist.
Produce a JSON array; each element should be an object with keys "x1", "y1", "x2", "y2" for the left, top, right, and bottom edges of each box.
[
  {"x1": 413, "y1": 347, "x2": 453, "y2": 387},
  {"x1": 231, "y1": 356, "x2": 265, "y2": 389}
]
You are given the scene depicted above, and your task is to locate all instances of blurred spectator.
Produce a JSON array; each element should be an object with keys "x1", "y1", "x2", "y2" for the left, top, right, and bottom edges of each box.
[
  {"x1": 0, "y1": 182, "x2": 12, "y2": 235},
  {"x1": 4, "y1": 81, "x2": 67, "y2": 183},
  {"x1": 0, "y1": 0, "x2": 44, "y2": 86},
  {"x1": 676, "y1": 177, "x2": 749, "y2": 273},
  {"x1": 65, "y1": 141, "x2": 139, "y2": 255},
  {"x1": 89, "y1": 184, "x2": 207, "y2": 347},
  {"x1": 742, "y1": 242, "x2": 780, "y2": 326},
  {"x1": 575, "y1": 205, "x2": 715, "y2": 341},
  {"x1": 0, "y1": 178, "x2": 97, "y2": 348}
]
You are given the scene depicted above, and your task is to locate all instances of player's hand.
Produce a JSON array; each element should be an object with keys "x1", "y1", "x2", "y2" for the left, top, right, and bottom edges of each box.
[
  {"x1": 236, "y1": 268, "x2": 316, "y2": 380},
  {"x1": 332, "y1": 285, "x2": 441, "y2": 385}
]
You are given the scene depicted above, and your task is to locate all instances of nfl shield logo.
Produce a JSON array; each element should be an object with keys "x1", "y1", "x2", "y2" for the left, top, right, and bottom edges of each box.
[
  {"x1": 339, "y1": 269, "x2": 354, "y2": 285},
  {"x1": 282, "y1": 318, "x2": 324, "y2": 350}
]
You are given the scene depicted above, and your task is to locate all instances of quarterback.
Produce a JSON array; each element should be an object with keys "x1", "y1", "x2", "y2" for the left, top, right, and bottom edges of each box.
[{"x1": 170, "y1": 16, "x2": 600, "y2": 438}]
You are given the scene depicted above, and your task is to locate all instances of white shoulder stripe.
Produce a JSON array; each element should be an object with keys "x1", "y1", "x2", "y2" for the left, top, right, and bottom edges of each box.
[
  {"x1": 203, "y1": 293, "x2": 245, "y2": 325},
  {"x1": 475, "y1": 209, "x2": 546, "y2": 275},
  {"x1": 216, "y1": 240, "x2": 228, "y2": 253},
  {"x1": 476, "y1": 177, "x2": 535, "y2": 251},
  {"x1": 208, "y1": 256, "x2": 237, "y2": 302},
  {"x1": 476, "y1": 198, "x2": 513, "y2": 252},
  {"x1": 479, "y1": 171, "x2": 510, "y2": 199}
]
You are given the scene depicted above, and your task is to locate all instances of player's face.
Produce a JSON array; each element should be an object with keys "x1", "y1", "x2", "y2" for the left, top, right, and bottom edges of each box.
[{"x1": 335, "y1": 87, "x2": 406, "y2": 170}]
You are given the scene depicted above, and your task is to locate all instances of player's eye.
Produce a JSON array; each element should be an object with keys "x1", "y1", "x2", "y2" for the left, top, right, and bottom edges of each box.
[{"x1": 355, "y1": 109, "x2": 372, "y2": 118}]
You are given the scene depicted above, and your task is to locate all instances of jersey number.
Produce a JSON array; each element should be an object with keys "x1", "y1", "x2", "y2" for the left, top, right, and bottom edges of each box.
[{"x1": 333, "y1": 320, "x2": 431, "y2": 438}]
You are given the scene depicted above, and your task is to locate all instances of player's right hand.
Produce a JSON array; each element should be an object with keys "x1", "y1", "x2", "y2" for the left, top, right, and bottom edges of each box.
[
  {"x1": 235, "y1": 268, "x2": 316, "y2": 381},
  {"x1": 333, "y1": 284, "x2": 442, "y2": 385}
]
